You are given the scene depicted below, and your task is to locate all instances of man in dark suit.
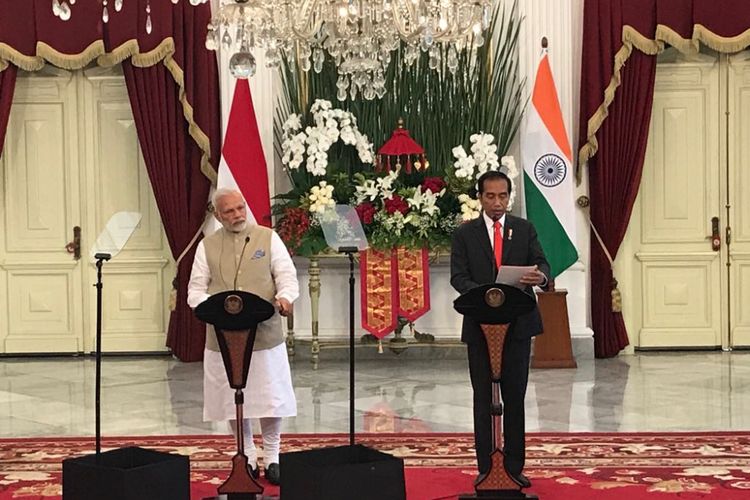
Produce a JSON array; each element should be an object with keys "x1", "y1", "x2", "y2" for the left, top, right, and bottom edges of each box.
[{"x1": 450, "y1": 170, "x2": 550, "y2": 488}]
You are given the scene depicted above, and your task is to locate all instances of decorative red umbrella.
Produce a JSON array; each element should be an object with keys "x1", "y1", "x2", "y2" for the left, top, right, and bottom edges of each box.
[{"x1": 376, "y1": 118, "x2": 428, "y2": 174}]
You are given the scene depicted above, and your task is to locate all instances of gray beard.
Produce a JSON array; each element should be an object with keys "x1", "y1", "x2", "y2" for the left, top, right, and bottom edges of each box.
[{"x1": 224, "y1": 220, "x2": 247, "y2": 233}]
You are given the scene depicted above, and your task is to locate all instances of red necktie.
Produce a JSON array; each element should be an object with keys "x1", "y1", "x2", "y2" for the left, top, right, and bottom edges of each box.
[{"x1": 493, "y1": 220, "x2": 503, "y2": 269}]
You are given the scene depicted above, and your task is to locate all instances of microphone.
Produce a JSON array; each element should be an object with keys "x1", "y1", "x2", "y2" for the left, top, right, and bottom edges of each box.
[{"x1": 233, "y1": 236, "x2": 250, "y2": 290}]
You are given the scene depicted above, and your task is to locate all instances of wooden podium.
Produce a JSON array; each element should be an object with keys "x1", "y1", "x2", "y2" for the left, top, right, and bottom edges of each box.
[
  {"x1": 195, "y1": 291, "x2": 276, "y2": 500},
  {"x1": 454, "y1": 284, "x2": 539, "y2": 500},
  {"x1": 531, "y1": 289, "x2": 577, "y2": 369}
]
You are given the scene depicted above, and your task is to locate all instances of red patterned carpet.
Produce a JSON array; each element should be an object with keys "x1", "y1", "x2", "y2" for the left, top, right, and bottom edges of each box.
[{"x1": 2, "y1": 432, "x2": 750, "y2": 499}]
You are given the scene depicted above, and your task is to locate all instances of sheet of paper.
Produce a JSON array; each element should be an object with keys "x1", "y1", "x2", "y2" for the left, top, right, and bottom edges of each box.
[{"x1": 495, "y1": 265, "x2": 536, "y2": 288}]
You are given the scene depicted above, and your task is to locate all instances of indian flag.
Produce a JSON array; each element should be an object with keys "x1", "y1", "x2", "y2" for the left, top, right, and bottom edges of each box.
[{"x1": 521, "y1": 53, "x2": 578, "y2": 278}]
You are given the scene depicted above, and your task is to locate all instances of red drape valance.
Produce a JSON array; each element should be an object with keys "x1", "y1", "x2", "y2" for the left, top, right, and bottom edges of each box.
[
  {"x1": 580, "y1": 0, "x2": 750, "y2": 170},
  {"x1": 0, "y1": 0, "x2": 220, "y2": 183},
  {"x1": 579, "y1": 0, "x2": 750, "y2": 358},
  {"x1": 0, "y1": 0, "x2": 221, "y2": 361}
]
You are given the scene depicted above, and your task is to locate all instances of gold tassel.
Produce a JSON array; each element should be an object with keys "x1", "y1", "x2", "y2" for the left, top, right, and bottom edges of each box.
[
  {"x1": 96, "y1": 39, "x2": 140, "y2": 68},
  {"x1": 611, "y1": 278, "x2": 622, "y2": 313},
  {"x1": 131, "y1": 38, "x2": 175, "y2": 68},
  {"x1": 168, "y1": 277, "x2": 178, "y2": 312},
  {"x1": 36, "y1": 40, "x2": 105, "y2": 70},
  {"x1": 163, "y1": 56, "x2": 217, "y2": 185},
  {"x1": 378, "y1": 340, "x2": 383, "y2": 354}
]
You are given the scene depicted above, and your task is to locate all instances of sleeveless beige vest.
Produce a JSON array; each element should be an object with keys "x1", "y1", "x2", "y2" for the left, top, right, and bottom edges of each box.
[{"x1": 202, "y1": 225, "x2": 284, "y2": 352}]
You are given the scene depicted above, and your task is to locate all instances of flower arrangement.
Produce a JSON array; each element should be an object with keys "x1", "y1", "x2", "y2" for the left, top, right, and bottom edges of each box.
[
  {"x1": 273, "y1": 3, "x2": 525, "y2": 257},
  {"x1": 280, "y1": 99, "x2": 374, "y2": 177},
  {"x1": 275, "y1": 121, "x2": 522, "y2": 255},
  {"x1": 353, "y1": 172, "x2": 457, "y2": 250}
]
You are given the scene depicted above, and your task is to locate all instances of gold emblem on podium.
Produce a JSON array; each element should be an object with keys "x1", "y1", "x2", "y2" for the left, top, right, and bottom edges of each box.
[
  {"x1": 484, "y1": 287, "x2": 505, "y2": 308},
  {"x1": 224, "y1": 294, "x2": 244, "y2": 315}
]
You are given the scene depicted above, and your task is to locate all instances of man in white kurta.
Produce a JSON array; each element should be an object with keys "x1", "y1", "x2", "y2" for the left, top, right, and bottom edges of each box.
[{"x1": 187, "y1": 188, "x2": 298, "y2": 485}]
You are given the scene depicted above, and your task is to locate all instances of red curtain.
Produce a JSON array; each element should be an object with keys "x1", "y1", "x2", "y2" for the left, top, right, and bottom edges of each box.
[
  {"x1": 588, "y1": 50, "x2": 657, "y2": 358},
  {"x1": 0, "y1": 66, "x2": 16, "y2": 155},
  {"x1": 579, "y1": 0, "x2": 750, "y2": 357},
  {"x1": 0, "y1": 0, "x2": 220, "y2": 361},
  {"x1": 124, "y1": 62, "x2": 213, "y2": 362}
]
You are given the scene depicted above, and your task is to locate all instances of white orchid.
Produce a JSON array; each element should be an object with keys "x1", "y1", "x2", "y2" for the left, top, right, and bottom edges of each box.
[
  {"x1": 282, "y1": 113, "x2": 302, "y2": 133},
  {"x1": 452, "y1": 133, "x2": 519, "y2": 211},
  {"x1": 452, "y1": 145, "x2": 476, "y2": 179},
  {"x1": 308, "y1": 181, "x2": 336, "y2": 213},
  {"x1": 470, "y1": 133, "x2": 500, "y2": 176},
  {"x1": 501, "y1": 155, "x2": 519, "y2": 209},
  {"x1": 280, "y1": 99, "x2": 375, "y2": 177}
]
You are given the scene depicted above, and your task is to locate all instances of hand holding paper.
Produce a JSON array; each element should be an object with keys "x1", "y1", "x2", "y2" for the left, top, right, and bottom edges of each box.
[{"x1": 496, "y1": 265, "x2": 546, "y2": 288}]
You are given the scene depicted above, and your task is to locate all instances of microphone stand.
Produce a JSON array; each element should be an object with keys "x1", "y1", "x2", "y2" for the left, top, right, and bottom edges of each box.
[
  {"x1": 234, "y1": 236, "x2": 251, "y2": 290},
  {"x1": 93, "y1": 252, "x2": 111, "y2": 460},
  {"x1": 338, "y1": 246, "x2": 359, "y2": 447}
]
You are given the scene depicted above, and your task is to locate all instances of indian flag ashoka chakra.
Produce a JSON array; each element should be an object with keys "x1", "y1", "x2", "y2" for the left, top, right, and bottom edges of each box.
[{"x1": 534, "y1": 153, "x2": 567, "y2": 187}]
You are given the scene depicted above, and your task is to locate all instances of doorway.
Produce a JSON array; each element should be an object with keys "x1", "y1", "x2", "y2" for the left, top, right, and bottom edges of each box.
[
  {"x1": 0, "y1": 65, "x2": 174, "y2": 354},
  {"x1": 619, "y1": 48, "x2": 750, "y2": 349}
]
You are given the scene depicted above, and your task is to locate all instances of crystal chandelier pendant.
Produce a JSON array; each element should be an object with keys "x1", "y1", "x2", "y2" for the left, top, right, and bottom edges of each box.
[
  {"x1": 205, "y1": 26, "x2": 219, "y2": 51},
  {"x1": 221, "y1": 31, "x2": 232, "y2": 49},
  {"x1": 102, "y1": 0, "x2": 109, "y2": 23},
  {"x1": 229, "y1": 50, "x2": 257, "y2": 79},
  {"x1": 115, "y1": 0, "x2": 123, "y2": 13},
  {"x1": 146, "y1": 2, "x2": 152, "y2": 34}
]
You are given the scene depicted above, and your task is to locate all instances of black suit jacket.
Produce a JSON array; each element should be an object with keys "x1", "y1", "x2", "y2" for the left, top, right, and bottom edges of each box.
[{"x1": 450, "y1": 214, "x2": 551, "y2": 343}]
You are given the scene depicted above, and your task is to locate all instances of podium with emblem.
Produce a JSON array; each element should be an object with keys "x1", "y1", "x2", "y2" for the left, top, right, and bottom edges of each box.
[
  {"x1": 195, "y1": 290, "x2": 277, "y2": 500},
  {"x1": 454, "y1": 283, "x2": 539, "y2": 500}
]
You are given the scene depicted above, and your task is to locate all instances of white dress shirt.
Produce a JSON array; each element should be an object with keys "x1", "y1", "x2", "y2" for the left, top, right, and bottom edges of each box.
[{"x1": 482, "y1": 211, "x2": 506, "y2": 250}]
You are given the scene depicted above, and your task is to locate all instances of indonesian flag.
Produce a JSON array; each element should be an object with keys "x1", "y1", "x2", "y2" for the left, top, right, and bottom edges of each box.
[
  {"x1": 521, "y1": 52, "x2": 578, "y2": 278},
  {"x1": 218, "y1": 78, "x2": 271, "y2": 227}
]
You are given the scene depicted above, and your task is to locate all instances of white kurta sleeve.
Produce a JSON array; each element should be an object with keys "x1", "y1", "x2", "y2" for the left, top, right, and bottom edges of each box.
[
  {"x1": 187, "y1": 241, "x2": 211, "y2": 309},
  {"x1": 270, "y1": 231, "x2": 299, "y2": 303}
]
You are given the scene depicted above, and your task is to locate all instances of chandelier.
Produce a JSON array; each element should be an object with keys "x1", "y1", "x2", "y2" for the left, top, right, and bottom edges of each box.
[
  {"x1": 51, "y1": 0, "x2": 209, "y2": 33},
  {"x1": 50, "y1": 0, "x2": 492, "y2": 101},
  {"x1": 205, "y1": 0, "x2": 492, "y2": 100}
]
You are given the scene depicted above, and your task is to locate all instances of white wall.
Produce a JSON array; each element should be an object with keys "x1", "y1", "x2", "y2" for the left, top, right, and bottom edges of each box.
[
  {"x1": 518, "y1": 0, "x2": 592, "y2": 341},
  {"x1": 210, "y1": 0, "x2": 592, "y2": 347}
]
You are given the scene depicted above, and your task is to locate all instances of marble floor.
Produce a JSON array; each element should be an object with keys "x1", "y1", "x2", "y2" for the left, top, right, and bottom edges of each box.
[{"x1": 0, "y1": 350, "x2": 749, "y2": 438}]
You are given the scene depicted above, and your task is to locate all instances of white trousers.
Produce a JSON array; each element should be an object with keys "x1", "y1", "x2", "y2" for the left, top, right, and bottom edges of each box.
[{"x1": 229, "y1": 417, "x2": 282, "y2": 466}]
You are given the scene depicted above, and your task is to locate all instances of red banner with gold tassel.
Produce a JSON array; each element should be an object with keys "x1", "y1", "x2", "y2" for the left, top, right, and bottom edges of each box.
[
  {"x1": 360, "y1": 249, "x2": 399, "y2": 338},
  {"x1": 396, "y1": 247, "x2": 430, "y2": 321},
  {"x1": 360, "y1": 247, "x2": 431, "y2": 338}
]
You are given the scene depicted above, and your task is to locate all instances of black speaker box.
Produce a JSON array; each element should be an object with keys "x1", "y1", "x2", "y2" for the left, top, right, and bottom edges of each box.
[
  {"x1": 62, "y1": 446, "x2": 190, "y2": 500},
  {"x1": 280, "y1": 444, "x2": 405, "y2": 500}
]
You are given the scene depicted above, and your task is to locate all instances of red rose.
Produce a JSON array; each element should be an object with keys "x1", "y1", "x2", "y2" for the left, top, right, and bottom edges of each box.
[
  {"x1": 384, "y1": 195, "x2": 409, "y2": 215},
  {"x1": 421, "y1": 176, "x2": 446, "y2": 194},
  {"x1": 355, "y1": 202, "x2": 377, "y2": 225}
]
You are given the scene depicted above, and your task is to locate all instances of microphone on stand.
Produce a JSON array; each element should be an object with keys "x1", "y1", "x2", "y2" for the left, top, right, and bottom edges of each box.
[{"x1": 233, "y1": 236, "x2": 251, "y2": 290}]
